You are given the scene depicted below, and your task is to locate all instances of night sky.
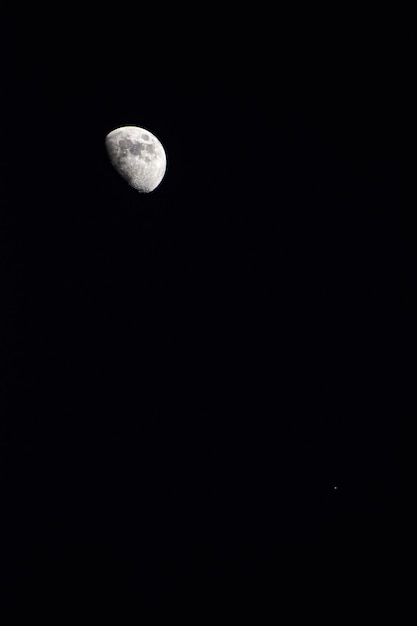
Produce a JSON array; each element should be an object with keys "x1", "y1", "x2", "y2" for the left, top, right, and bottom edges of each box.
[{"x1": 1, "y1": 9, "x2": 412, "y2": 622}]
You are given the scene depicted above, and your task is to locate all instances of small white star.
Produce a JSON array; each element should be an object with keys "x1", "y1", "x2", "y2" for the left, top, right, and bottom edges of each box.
[{"x1": 333, "y1": 486, "x2": 338, "y2": 490}]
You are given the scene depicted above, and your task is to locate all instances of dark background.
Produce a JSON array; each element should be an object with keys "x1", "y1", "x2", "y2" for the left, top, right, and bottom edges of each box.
[{"x1": 0, "y1": 8, "x2": 413, "y2": 622}]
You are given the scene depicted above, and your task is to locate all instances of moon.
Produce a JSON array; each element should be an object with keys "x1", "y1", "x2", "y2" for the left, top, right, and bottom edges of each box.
[{"x1": 105, "y1": 126, "x2": 167, "y2": 193}]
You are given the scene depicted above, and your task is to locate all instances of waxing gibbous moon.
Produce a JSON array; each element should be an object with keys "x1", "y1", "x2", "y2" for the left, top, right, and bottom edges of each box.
[{"x1": 105, "y1": 126, "x2": 167, "y2": 193}]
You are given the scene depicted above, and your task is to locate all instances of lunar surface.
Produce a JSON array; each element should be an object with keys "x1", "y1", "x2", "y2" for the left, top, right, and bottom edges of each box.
[{"x1": 105, "y1": 126, "x2": 167, "y2": 193}]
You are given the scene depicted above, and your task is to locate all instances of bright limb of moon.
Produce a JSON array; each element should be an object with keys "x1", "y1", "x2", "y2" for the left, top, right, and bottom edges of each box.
[{"x1": 105, "y1": 126, "x2": 167, "y2": 193}]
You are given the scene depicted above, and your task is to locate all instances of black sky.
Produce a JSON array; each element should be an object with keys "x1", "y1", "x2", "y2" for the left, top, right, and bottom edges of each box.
[{"x1": 0, "y1": 10, "x2": 413, "y2": 622}]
